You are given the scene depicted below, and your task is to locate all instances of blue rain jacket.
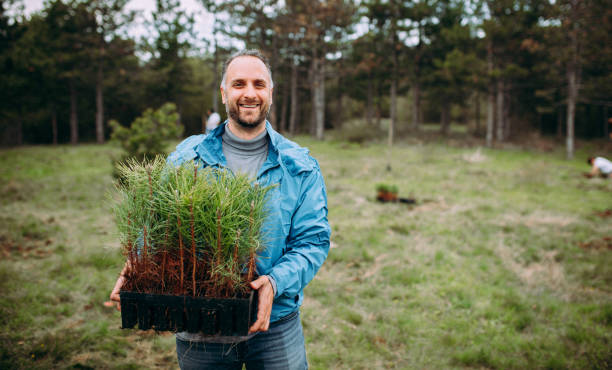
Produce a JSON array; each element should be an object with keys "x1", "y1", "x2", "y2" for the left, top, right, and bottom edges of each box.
[{"x1": 167, "y1": 121, "x2": 330, "y2": 322}]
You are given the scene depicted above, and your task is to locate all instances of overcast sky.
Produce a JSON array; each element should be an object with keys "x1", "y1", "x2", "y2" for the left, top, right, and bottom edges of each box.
[{"x1": 21, "y1": 0, "x2": 219, "y2": 53}]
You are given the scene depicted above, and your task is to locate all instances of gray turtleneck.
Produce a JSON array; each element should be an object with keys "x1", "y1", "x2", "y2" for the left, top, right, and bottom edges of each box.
[{"x1": 222, "y1": 127, "x2": 269, "y2": 179}]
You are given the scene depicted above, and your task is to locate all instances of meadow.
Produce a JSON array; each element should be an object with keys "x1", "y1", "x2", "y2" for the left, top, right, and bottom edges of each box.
[{"x1": 1, "y1": 134, "x2": 611, "y2": 369}]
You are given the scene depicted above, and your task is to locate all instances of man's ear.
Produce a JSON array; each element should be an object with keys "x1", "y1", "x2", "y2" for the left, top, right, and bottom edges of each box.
[{"x1": 220, "y1": 86, "x2": 226, "y2": 104}]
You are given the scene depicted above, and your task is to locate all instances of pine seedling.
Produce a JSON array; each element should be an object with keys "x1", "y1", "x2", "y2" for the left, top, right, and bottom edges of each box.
[{"x1": 111, "y1": 156, "x2": 273, "y2": 298}]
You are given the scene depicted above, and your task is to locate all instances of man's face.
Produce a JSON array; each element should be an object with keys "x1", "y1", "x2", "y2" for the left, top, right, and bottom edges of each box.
[{"x1": 221, "y1": 56, "x2": 273, "y2": 129}]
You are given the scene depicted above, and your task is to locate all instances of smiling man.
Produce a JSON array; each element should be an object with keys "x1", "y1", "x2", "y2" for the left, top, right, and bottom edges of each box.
[{"x1": 166, "y1": 49, "x2": 330, "y2": 369}]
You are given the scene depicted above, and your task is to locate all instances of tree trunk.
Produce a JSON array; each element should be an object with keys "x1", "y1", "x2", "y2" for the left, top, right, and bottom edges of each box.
[
  {"x1": 212, "y1": 38, "x2": 219, "y2": 113},
  {"x1": 376, "y1": 84, "x2": 382, "y2": 128},
  {"x1": 314, "y1": 55, "x2": 325, "y2": 140},
  {"x1": 566, "y1": 64, "x2": 577, "y2": 159},
  {"x1": 556, "y1": 105, "x2": 564, "y2": 138},
  {"x1": 496, "y1": 79, "x2": 504, "y2": 142},
  {"x1": 70, "y1": 78, "x2": 79, "y2": 145},
  {"x1": 289, "y1": 60, "x2": 298, "y2": 136},
  {"x1": 52, "y1": 106, "x2": 58, "y2": 145},
  {"x1": 268, "y1": 34, "x2": 279, "y2": 130},
  {"x1": 279, "y1": 69, "x2": 289, "y2": 133},
  {"x1": 177, "y1": 103, "x2": 183, "y2": 138},
  {"x1": 95, "y1": 62, "x2": 104, "y2": 144},
  {"x1": 389, "y1": 78, "x2": 396, "y2": 147},
  {"x1": 411, "y1": 82, "x2": 420, "y2": 130},
  {"x1": 486, "y1": 41, "x2": 495, "y2": 147},
  {"x1": 503, "y1": 89, "x2": 511, "y2": 139},
  {"x1": 604, "y1": 105, "x2": 609, "y2": 140},
  {"x1": 566, "y1": 11, "x2": 580, "y2": 160},
  {"x1": 268, "y1": 101, "x2": 277, "y2": 129},
  {"x1": 366, "y1": 73, "x2": 373, "y2": 126},
  {"x1": 412, "y1": 22, "x2": 422, "y2": 131},
  {"x1": 309, "y1": 53, "x2": 316, "y2": 137},
  {"x1": 334, "y1": 76, "x2": 343, "y2": 130},
  {"x1": 475, "y1": 92, "x2": 481, "y2": 135},
  {"x1": 440, "y1": 103, "x2": 451, "y2": 135},
  {"x1": 16, "y1": 116, "x2": 23, "y2": 146},
  {"x1": 389, "y1": 25, "x2": 398, "y2": 148}
]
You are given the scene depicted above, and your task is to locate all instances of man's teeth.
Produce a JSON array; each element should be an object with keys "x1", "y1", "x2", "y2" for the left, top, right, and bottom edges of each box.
[{"x1": 241, "y1": 104, "x2": 258, "y2": 108}]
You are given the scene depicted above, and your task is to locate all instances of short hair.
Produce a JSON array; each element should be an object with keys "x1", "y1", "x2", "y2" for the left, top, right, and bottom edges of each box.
[
  {"x1": 587, "y1": 156, "x2": 594, "y2": 165},
  {"x1": 220, "y1": 49, "x2": 274, "y2": 89}
]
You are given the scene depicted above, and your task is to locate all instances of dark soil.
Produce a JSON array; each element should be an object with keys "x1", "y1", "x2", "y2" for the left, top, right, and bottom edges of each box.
[{"x1": 579, "y1": 237, "x2": 612, "y2": 251}]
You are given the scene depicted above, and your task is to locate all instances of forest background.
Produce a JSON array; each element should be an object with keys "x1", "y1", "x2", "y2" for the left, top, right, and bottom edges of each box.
[{"x1": 1, "y1": 0, "x2": 611, "y2": 158}]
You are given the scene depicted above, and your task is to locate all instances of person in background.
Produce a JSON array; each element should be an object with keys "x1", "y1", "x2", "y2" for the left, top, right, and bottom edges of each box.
[
  {"x1": 586, "y1": 156, "x2": 612, "y2": 178},
  {"x1": 205, "y1": 108, "x2": 221, "y2": 133}
]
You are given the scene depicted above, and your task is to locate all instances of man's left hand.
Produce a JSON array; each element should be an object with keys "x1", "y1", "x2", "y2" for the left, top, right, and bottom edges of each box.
[{"x1": 249, "y1": 275, "x2": 274, "y2": 333}]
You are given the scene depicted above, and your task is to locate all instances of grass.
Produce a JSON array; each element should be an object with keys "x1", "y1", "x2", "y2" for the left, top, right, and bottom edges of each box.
[{"x1": 1, "y1": 135, "x2": 611, "y2": 369}]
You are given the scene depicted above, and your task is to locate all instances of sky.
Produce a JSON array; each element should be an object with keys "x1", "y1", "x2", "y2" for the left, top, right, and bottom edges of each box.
[{"x1": 21, "y1": 0, "x2": 220, "y2": 53}]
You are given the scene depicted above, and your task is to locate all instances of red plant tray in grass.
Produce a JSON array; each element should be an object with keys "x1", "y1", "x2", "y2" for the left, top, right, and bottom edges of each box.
[
  {"x1": 376, "y1": 190, "x2": 398, "y2": 203},
  {"x1": 120, "y1": 290, "x2": 258, "y2": 335}
]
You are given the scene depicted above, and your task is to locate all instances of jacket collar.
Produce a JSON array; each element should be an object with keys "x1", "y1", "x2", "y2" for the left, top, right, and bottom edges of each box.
[{"x1": 195, "y1": 120, "x2": 281, "y2": 174}]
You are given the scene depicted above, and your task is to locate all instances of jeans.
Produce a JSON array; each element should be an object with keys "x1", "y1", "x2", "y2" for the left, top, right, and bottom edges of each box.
[{"x1": 176, "y1": 310, "x2": 307, "y2": 370}]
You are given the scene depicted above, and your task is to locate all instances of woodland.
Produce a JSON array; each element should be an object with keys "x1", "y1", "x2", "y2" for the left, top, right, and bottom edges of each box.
[{"x1": 1, "y1": 0, "x2": 611, "y2": 159}]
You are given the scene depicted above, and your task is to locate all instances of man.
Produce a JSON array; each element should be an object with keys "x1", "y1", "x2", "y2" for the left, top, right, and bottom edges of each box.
[
  {"x1": 205, "y1": 108, "x2": 221, "y2": 133},
  {"x1": 587, "y1": 156, "x2": 612, "y2": 178},
  {"x1": 109, "y1": 49, "x2": 330, "y2": 369}
]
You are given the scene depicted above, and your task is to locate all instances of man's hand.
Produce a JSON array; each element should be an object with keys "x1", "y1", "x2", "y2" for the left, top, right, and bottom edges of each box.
[
  {"x1": 248, "y1": 275, "x2": 274, "y2": 333},
  {"x1": 107, "y1": 273, "x2": 126, "y2": 311}
]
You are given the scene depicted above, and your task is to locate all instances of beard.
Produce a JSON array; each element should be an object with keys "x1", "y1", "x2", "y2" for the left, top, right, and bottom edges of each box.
[{"x1": 226, "y1": 100, "x2": 271, "y2": 129}]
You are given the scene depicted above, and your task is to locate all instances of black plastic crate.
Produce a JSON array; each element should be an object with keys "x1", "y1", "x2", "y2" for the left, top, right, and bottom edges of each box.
[{"x1": 119, "y1": 291, "x2": 258, "y2": 336}]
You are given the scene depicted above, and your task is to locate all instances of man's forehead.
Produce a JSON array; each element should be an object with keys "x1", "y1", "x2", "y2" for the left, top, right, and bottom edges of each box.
[{"x1": 226, "y1": 56, "x2": 271, "y2": 82}]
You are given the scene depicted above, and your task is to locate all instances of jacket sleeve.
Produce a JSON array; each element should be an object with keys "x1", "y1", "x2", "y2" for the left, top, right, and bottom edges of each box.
[
  {"x1": 267, "y1": 165, "x2": 331, "y2": 299},
  {"x1": 166, "y1": 134, "x2": 205, "y2": 166}
]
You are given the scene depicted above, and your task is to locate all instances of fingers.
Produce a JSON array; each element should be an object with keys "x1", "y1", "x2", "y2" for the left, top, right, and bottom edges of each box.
[
  {"x1": 109, "y1": 290, "x2": 121, "y2": 311},
  {"x1": 249, "y1": 275, "x2": 268, "y2": 290},
  {"x1": 249, "y1": 276, "x2": 274, "y2": 333},
  {"x1": 109, "y1": 275, "x2": 125, "y2": 311}
]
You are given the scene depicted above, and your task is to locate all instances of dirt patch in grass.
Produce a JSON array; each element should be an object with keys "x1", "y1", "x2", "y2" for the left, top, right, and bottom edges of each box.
[
  {"x1": 461, "y1": 148, "x2": 487, "y2": 163},
  {"x1": 363, "y1": 253, "x2": 390, "y2": 280},
  {"x1": 500, "y1": 211, "x2": 578, "y2": 228},
  {"x1": 0, "y1": 237, "x2": 53, "y2": 259},
  {"x1": 412, "y1": 196, "x2": 448, "y2": 213},
  {"x1": 594, "y1": 209, "x2": 612, "y2": 219},
  {"x1": 0, "y1": 179, "x2": 37, "y2": 203},
  {"x1": 496, "y1": 239, "x2": 571, "y2": 297},
  {"x1": 0, "y1": 214, "x2": 56, "y2": 259},
  {"x1": 579, "y1": 237, "x2": 612, "y2": 251}
]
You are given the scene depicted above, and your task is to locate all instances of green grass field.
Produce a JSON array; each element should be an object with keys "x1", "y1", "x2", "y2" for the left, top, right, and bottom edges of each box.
[{"x1": 1, "y1": 136, "x2": 611, "y2": 369}]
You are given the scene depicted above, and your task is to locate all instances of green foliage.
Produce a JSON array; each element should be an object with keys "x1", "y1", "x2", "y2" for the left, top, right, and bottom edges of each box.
[
  {"x1": 109, "y1": 102, "x2": 183, "y2": 161},
  {"x1": 375, "y1": 183, "x2": 398, "y2": 194},
  {"x1": 111, "y1": 156, "x2": 272, "y2": 296}
]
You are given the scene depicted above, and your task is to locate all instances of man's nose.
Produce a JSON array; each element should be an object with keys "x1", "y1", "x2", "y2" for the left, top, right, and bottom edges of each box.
[{"x1": 244, "y1": 83, "x2": 256, "y2": 98}]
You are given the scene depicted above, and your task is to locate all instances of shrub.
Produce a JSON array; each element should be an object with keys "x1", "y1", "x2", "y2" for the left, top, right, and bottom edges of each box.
[{"x1": 109, "y1": 103, "x2": 183, "y2": 162}]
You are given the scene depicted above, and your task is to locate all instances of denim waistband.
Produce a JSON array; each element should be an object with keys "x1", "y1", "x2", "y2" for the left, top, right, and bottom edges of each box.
[{"x1": 271, "y1": 310, "x2": 298, "y2": 326}]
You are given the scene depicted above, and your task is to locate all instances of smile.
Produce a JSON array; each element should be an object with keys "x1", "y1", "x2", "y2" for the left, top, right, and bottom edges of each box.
[{"x1": 240, "y1": 104, "x2": 259, "y2": 108}]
